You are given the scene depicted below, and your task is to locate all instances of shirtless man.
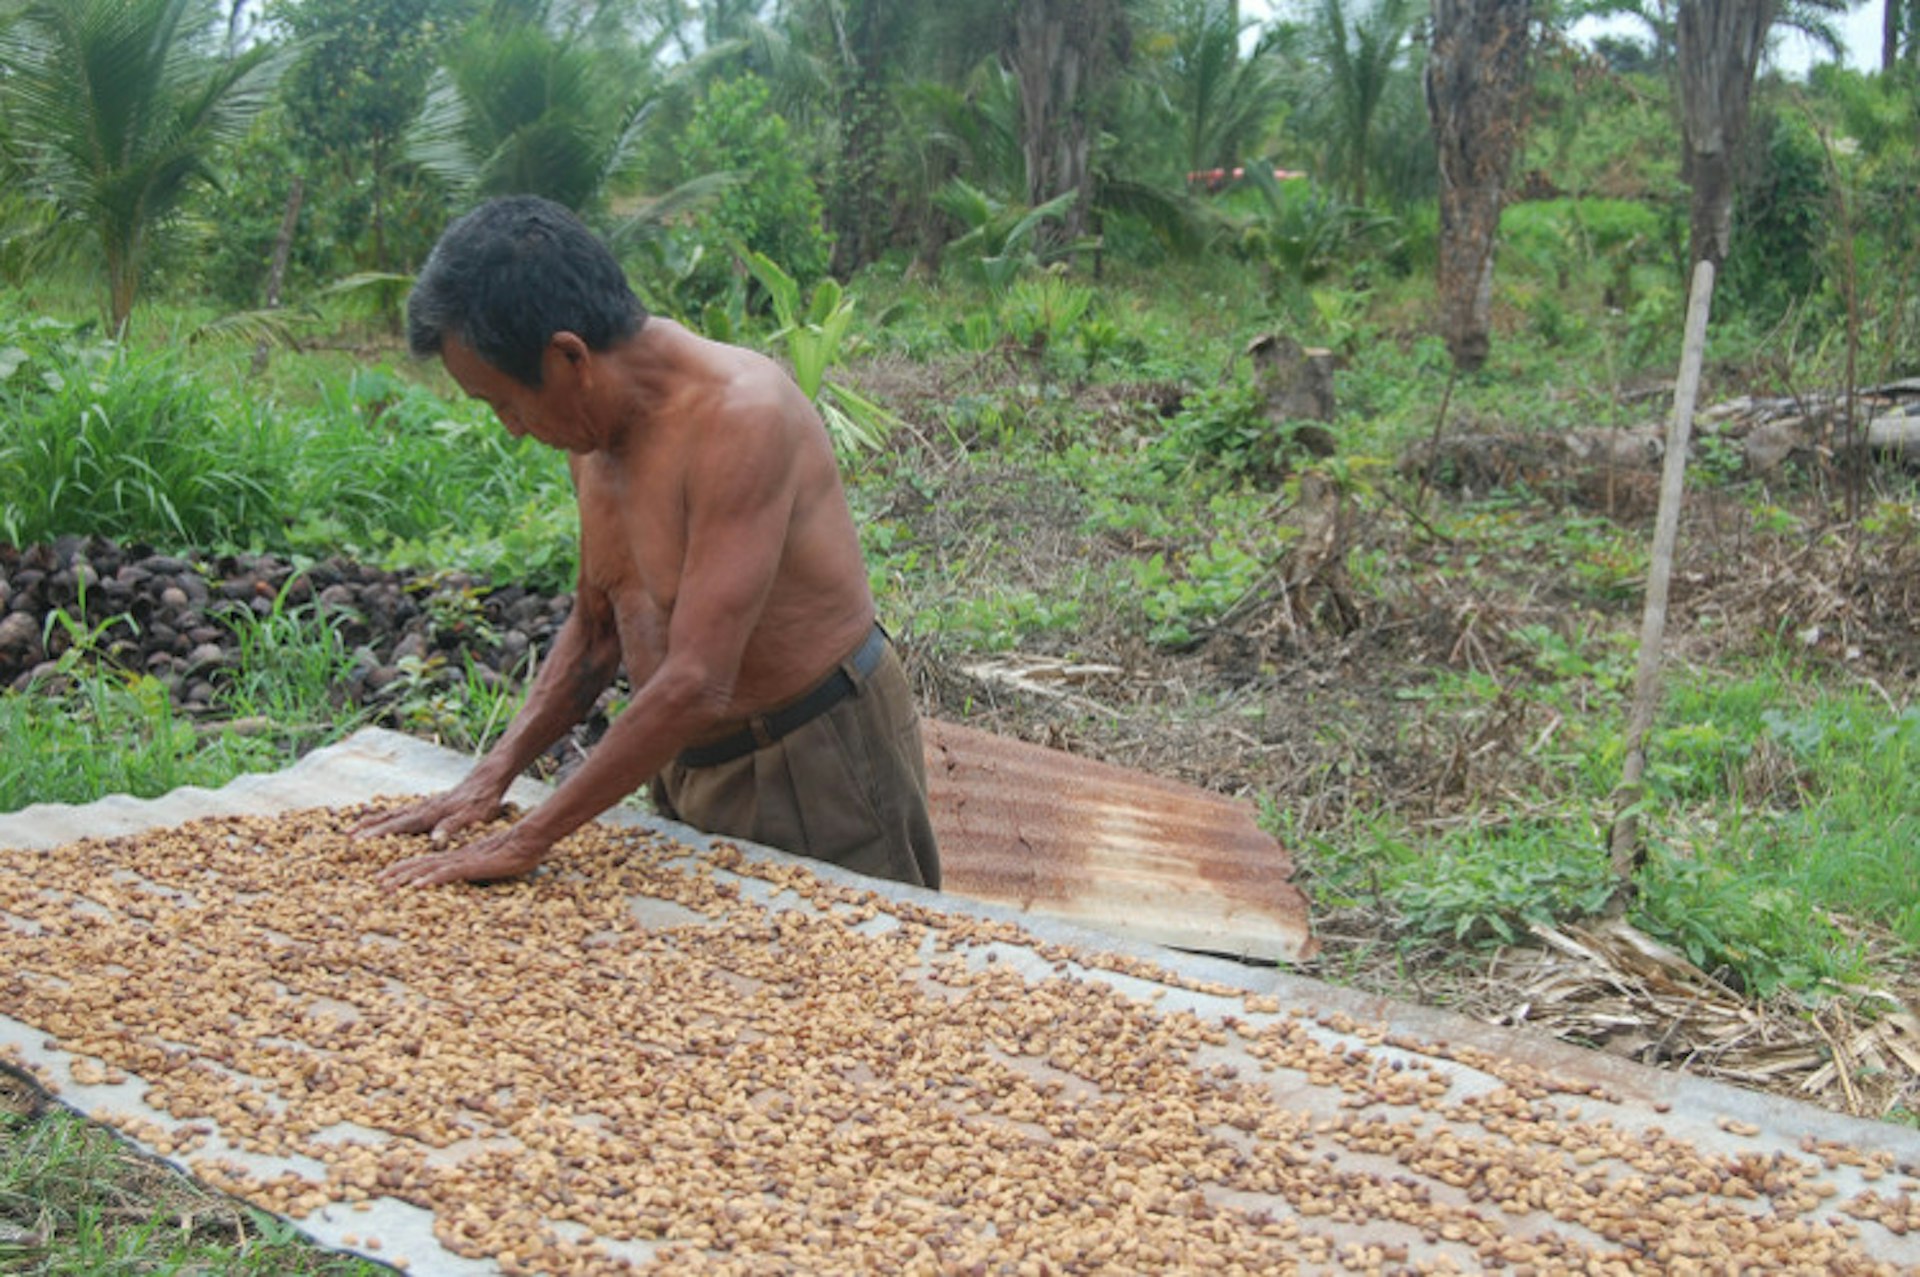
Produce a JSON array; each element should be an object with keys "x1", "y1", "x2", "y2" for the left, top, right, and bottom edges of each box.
[{"x1": 358, "y1": 196, "x2": 939, "y2": 891}]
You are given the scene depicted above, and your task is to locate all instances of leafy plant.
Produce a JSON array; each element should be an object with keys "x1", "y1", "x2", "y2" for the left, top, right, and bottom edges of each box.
[
  {"x1": 741, "y1": 249, "x2": 897, "y2": 456},
  {"x1": 1633, "y1": 848, "x2": 1869, "y2": 997},
  {"x1": 1127, "y1": 537, "x2": 1267, "y2": 648},
  {"x1": 1394, "y1": 832, "x2": 1614, "y2": 945},
  {"x1": 1236, "y1": 172, "x2": 1394, "y2": 294},
  {"x1": 999, "y1": 275, "x2": 1095, "y2": 356},
  {"x1": 1152, "y1": 378, "x2": 1289, "y2": 479},
  {"x1": 0, "y1": 0, "x2": 289, "y2": 333},
  {"x1": 934, "y1": 181, "x2": 1086, "y2": 292},
  {"x1": 667, "y1": 75, "x2": 830, "y2": 312}
]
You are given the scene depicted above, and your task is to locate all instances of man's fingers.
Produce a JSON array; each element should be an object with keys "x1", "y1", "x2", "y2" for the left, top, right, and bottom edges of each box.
[
  {"x1": 429, "y1": 801, "x2": 506, "y2": 844},
  {"x1": 351, "y1": 805, "x2": 432, "y2": 841},
  {"x1": 377, "y1": 851, "x2": 452, "y2": 889}
]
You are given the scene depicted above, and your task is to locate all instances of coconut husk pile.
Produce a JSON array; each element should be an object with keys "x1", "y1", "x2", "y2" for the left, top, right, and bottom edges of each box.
[{"x1": 1493, "y1": 916, "x2": 1920, "y2": 1120}]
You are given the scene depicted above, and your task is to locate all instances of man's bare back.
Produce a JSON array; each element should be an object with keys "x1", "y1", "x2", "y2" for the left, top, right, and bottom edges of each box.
[{"x1": 356, "y1": 196, "x2": 938, "y2": 890}]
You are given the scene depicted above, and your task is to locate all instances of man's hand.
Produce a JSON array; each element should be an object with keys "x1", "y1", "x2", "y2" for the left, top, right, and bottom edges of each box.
[
  {"x1": 375, "y1": 823, "x2": 550, "y2": 888},
  {"x1": 351, "y1": 780, "x2": 505, "y2": 845}
]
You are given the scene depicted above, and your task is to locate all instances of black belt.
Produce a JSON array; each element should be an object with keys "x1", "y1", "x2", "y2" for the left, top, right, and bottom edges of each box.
[{"x1": 675, "y1": 624, "x2": 888, "y2": 768}]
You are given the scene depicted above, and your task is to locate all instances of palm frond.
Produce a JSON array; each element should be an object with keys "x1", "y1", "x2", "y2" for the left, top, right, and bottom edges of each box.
[
  {"x1": 188, "y1": 305, "x2": 309, "y2": 349},
  {"x1": 404, "y1": 71, "x2": 479, "y2": 197},
  {"x1": 603, "y1": 172, "x2": 743, "y2": 251},
  {"x1": 1094, "y1": 177, "x2": 1216, "y2": 257}
]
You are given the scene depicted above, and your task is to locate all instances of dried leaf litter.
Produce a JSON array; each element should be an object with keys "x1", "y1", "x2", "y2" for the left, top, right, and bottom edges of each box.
[{"x1": 2, "y1": 806, "x2": 1916, "y2": 1275}]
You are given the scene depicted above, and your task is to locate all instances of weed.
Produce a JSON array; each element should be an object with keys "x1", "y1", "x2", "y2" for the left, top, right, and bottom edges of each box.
[
  {"x1": 1390, "y1": 823, "x2": 1614, "y2": 946},
  {"x1": 999, "y1": 275, "x2": 1095, "y2": 361},
  {"x1": 1152, "y1": 378, "x2": 1300, "y2": 481},
  {"x1": 914, "y1": 588, "x2": 1083, "y2": 653},
  {"x1": 1125, "y1": 538, "x2": 1267, "y2": 648},
  {"x1": 1633, "y1": 845, "x2": 1871, "y2": 997},
  {"x1": 216, "y1": 579, "x2": 367, "y2": 750},
  {"x1": 742, "y1": 250, "x2": 898, "y2": 456},
  {"x1": 0, "y1": 675, "x2": 278, "y2": 813}
]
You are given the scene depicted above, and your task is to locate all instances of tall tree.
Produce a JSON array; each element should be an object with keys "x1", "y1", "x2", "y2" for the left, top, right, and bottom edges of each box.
[
  {"x1": 1675, "y1": 0, "x2": 1779, "y2": 268},
  {"x1": 1004, "y1": 0, "x2": 1132, "y2": 243},
  {"x1": 1162, "y1": 0, "x2": 1288, "y2": 176},
  {"x1": 811, "y1": 0, "x2": 924, "y2": 275},
  {"x1": 0, "y1": 0, "x2": 286, "y2": 333},
  {"x1": 267, "y1": 0, "x2": 462, "y2": 272},
  {"x1": 1425, "y1": 0, "x2": 1532, "y2": 371},
  {"x1": 406, "y1": 1, "x2": 666, "y2": 214}
]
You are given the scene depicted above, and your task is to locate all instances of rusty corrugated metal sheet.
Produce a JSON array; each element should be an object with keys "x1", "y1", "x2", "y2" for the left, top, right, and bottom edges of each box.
[{"x1": 923, "y1": 718, "x2": 1316, "y2": 961}]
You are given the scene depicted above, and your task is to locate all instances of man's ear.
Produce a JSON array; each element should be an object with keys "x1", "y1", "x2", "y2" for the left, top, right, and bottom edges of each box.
[{"x1": 546, "y1": 332, "x2": 592, "y2": 381}]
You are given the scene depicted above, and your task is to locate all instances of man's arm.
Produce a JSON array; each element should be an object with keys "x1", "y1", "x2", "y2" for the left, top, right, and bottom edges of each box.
[
  {"x1": 377, "y1": 393, "x2": 802, "y2": 887},
  {"x1": 357, "y1": 584, "x2": 623, "y2": 846}
]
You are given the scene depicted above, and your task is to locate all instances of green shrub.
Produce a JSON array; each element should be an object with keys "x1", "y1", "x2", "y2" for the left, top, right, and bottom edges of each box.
[
  {"x1": 1151, "y1": 377, "x2": 1327, "y2": 482},
  {"x1": 1723, "y1": 107, "x2": 1830, "y2": 323},
  {"x1": 665, "y1": 77, "x2": 831, "y2": 314}
]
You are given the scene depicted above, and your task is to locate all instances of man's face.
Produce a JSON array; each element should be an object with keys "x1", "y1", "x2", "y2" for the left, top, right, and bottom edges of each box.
[{"x1": 441, "y1": 334, "x2": 598, "y2": 453}]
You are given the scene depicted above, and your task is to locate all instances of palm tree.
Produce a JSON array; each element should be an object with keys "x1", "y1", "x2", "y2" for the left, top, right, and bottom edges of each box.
[
  {"x1": 1675, "y1": 0, "x2": 1781, "y2": 269},
  {"x1": 1310, "y1": 0, "x2": 1419, "y2": 207},
  {"x1": 0, "y1": 0, "x2": 286, "y2": 335},
  {"x1": 405, "y1": 2, "x2": 736, "y2": 271},
  {"x1": 1161, "y1": 0, "x2": 1289, "y2": 177},
  {"x1": 1005, "y1": 0, "x2": 1134, "y2": 243},
  {"x1": 1426, "y1": 0, "x2": 1531, "y2": 371},
  {"x1": 406, "y1": 4, "x2": 663, "y2": 213}
]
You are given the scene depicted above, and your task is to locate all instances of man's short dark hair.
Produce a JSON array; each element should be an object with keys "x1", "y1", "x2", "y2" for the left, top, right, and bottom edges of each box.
[{"x1": 408, "y1": 196, "x2": 646, "y2": 387}]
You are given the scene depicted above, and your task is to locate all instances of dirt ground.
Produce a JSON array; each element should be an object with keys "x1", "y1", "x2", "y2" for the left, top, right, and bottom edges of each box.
[{"x1": 854, "y1": 359, "x2": 1920, "y2": 1124}]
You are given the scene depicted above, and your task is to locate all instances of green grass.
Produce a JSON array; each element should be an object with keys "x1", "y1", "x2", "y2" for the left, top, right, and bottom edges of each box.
[
  {"x1": 1302, "y1": 650, "x2": 1918, "y2": 999},
  {"x1": 215, "y1": 584, "x2": 371, "y2": 753},
  {"x1": 0, "y1": 1101, "x2": 385, "y2": 1276},
  {"x1": 0, "y1": 674, "x2": 281, "y2": 812},
  {"x1": 0, "y1": 311, "x2": 578, "y2": 597},
  {"x1": 0, "y1": 331, "x2": 290, "y2": 548}
]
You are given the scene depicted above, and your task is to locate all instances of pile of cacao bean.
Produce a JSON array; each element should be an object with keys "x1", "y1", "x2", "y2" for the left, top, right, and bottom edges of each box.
[{"x1": 0, "y1": 537, "x2": 606, "y2": 749}]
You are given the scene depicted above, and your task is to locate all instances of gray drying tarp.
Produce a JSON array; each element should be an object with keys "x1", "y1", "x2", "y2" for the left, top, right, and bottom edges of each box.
[{"x1": 1, "y1": 727, "x2": 1916, "y2": 1274}]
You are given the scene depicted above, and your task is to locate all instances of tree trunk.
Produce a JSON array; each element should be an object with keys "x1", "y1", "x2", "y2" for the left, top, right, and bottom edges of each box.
[
  {"x1": 1674, "y1": 0, "x2": 1777, "y2": 270},
  {"x1": 252, "y1": 177, "x2": 305, "y2": 378},
  {"x1": 107, "y1": 236, "x2": 140, "y2": 340},
  {"x1": 1426, "y1": 0, "x2": 1532, "y2": 373},
  {"x1": 829, "y1": 2, "x2": 887, "y2": 277},
  {"x1": 1007, "y1": 0, "x2": 1124, "y2": 247}
]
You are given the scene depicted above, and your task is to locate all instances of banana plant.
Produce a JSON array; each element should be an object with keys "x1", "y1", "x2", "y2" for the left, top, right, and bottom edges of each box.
[{"x1": 741, "y1": 249, "x2": 897, "y2": 457}]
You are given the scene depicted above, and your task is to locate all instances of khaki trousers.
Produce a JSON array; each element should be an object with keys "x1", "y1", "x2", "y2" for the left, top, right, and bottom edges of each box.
[{"x1": 649, "y1": 642, "x2": 941, "y2": 890}]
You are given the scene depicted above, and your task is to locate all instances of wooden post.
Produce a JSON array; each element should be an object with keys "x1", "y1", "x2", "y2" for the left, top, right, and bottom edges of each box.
[{"x1": 1606, "y1": 257, "x2": 1716, "y2": 905}]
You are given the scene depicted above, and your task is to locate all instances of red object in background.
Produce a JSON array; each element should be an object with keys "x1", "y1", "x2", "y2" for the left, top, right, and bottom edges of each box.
[{"x1": 1185, "y1": 166, "x2": 1307, "y2": 194}]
